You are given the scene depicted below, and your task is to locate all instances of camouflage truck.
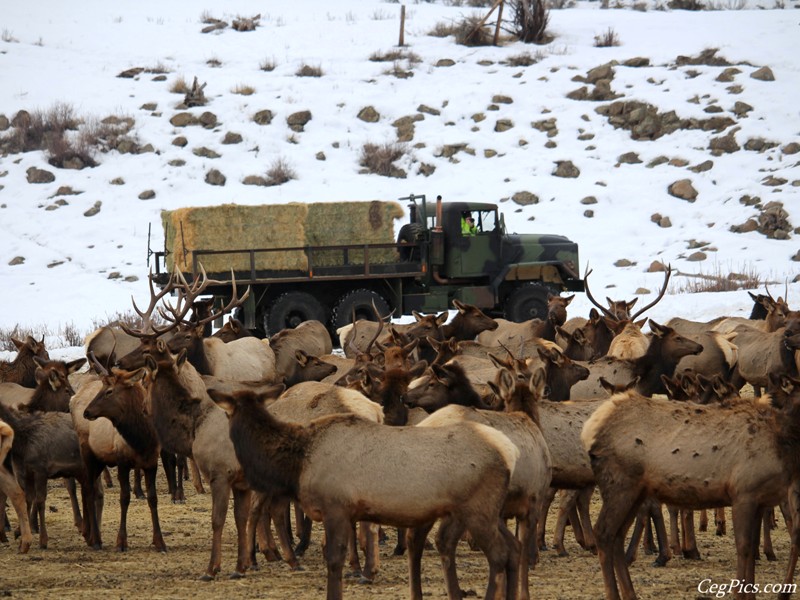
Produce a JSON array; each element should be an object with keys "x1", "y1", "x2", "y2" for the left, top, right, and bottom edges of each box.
[{"x1": 152, "y1": 194, "x2": 584, "y2": 340}]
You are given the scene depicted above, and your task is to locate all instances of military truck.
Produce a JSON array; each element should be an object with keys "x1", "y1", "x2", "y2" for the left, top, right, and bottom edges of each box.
[{"x1": 152, "y1": 194, "x2": 584, "y2": 339}]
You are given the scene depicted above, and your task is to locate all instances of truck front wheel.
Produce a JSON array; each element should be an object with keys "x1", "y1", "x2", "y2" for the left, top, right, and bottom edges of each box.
[
  {"x1": 264, "y1": 292, "x2": 328, "y2": 336},
  {"x1": 505, "y1": 283, "x2": 551, "y2": 322},
  {"x1": 332, "y1": 289, "x2": 391, "y2": 331}
]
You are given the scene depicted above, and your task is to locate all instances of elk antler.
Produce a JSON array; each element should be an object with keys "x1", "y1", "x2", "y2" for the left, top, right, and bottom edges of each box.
[
  {"x1": 583, "y1": 268, "x2": 616, "y2": 320},
  {"x1": 121, "y1": 270, "x2": 181, "y2": 338},
  {"x1": 630, "y1": 265, "x2": 672, "y2": 321}
]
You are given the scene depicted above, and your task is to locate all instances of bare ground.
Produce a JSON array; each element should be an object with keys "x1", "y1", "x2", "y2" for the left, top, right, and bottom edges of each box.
[{"x1": 0, "y1": 473, "x2": 793, "y2": 600}]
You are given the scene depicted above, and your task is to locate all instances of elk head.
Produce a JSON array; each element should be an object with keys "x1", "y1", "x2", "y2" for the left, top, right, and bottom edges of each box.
[{"x1": 584, "y1": 265, "x2": 672, "y2": 322}]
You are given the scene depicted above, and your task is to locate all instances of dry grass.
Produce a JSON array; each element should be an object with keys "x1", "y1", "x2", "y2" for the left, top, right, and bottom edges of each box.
[
  {"x1": 428, "y1": 20, "x2": 460, "y2": 38},
  {"x1": 594, "y1": 27, "x2": 621, "y2": 47},
  {"x1": 169, "y1": 76, "x2": 190, "y2": 94},
  {"x1": 231, "y1": 84, "x2": 256, "y2": 96},
  {"x1": 1, "y1": 29, "x2": 19, "y2": 43},
  {"x1": 259, "y1": 57, "x2": 277, "y2": 72},
  {"x1": 369, "y1": 49, "x2": 422, "y2": 64},
  {"x1": 0, "y1": 322, "x2": 85, "y2": 351},
  {"x1": 672, "y1": 264, "x2": 763, "y2": 293},
  {"x1": 265, "y1": 157, "x2": 297, "y2": 186},
  {"x1": 359, "y1": 142, "x2": 408, "y2": 177},
  {"x1": 454, "y1": 15, "x2": 495, "y2": 46},
  {"x1": 504, "y1": 51, "x2": 544, "y2": 67},
  {"x1": 296, "y1": 64, "x2": 323, "y2": 77}
]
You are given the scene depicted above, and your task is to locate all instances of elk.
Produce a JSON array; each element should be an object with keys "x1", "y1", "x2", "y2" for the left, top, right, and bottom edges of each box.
[
  {"x1": 0, "y1": 335, "x2": 49, "y2": 388},
  {"x1": 0, "y1": 418, "x2": 32, "y2": 553},
  {"x1": 568, "y1": 321, "x2": 703, "y2": 399},
  {"x1": 0, "y1": 357, "x2": 86, "y2": 412},
  {"x1": 730, "y1": 322, "x2": 800, "y2": 396},
  {"x1": 0, "y1": 402, "x2": 87, "y2": 549},
  {"x1": 71, "y1": 362, "x2": 166, "y2": 552},
  {"x1": 555, "y1": 309, "x2": 615, "y2": 361},
  {"x1": 416, "y1": 368, "x2": 552, "y2": 600},
  {"x1": 583, "y1": 266, "x2": 672, "y2": 323},
  {"x1": 208, "y1": 380, "x2": 521, "y2": 600},
  {"x1": 476, "y1": 293, "x2": 574, "y2": 346},
  {"x1": 581, "y1": 374, "x2": 800, "y2": 600}
]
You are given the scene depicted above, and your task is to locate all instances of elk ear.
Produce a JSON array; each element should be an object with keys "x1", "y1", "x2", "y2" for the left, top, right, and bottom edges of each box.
[
  {"x1": 412, "y1": 311, "x2": 424, "y2": 322},
  {"x1": 626, "y1": 298, "x2": 638, "y2": 311},
  {"x1": 598, "y1": 377, "x2": 616, "y2": 396},
  {"x1": 530, "y1": 368, "x2": 547, "y2": 396},
  {"x1": 129, "y1": 367, "x2": 149, "y2": 386},
  {"x1": 661, "y1": 375, "x2": 679, "y2": 399},
  {"x1": 648, "y1": 320, "x2": 667, "y2": 337},
  {"x1": 563, "y1": 294, "x2": 575, "y2": 306},
  {"x1": 588, "y1": 308, "x2": 600, "y2": 321},
  {"x1": 48, "y1": 369, "x2": 61, "y2": 391},
  {"x1": 176, "y1": 348, "x2": 188, "y2": 367},
  {"x1": 10, "y1": 337, "x2": 24, "y2": 351},
  {"x1": 634, "y1": 317, "x2": 648, "y2": 329},
  {"x1": 436, "y1": 312, "x2": 448, "y2": 326},
  {"x1": 67, "y1": 358, "x2": 87, "y2": 374},
  {"x1": 156, "y1": 338, "x2": 168, "y2": 353},
  {"x1": 207, "y1": 389, "x2": 237, "y2": 416},
  {"x1": 295, "y1": 349, "x2": 309, "y2": 366},
  {"x1": 497, "y1": 368, "x2": 515, "y2": 397},
  {"x1": 145, "y1": 354, "x2": 159, "y2": 378},
  {"x1": 452, "y1": 299, "x2": 466, "y2": 313}
]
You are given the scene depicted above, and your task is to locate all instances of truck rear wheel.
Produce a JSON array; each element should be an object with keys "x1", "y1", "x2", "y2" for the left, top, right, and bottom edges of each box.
[
  {"x1": 505, "y1": 282, "x2": 551, "y2": 322},
  {"x1": 332, "y1": 289, "x2": 391, "y2": 331},
  {"x1": 397, "y1": 223, "x2": 424, "y2": 261},
  {"x1": 264, "y1": 292, "x2": 327, "y2": 336}
]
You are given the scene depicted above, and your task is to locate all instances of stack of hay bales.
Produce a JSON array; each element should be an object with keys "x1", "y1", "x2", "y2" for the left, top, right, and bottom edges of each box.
[{"x1": 162, "y1": 200, "x2": 404, "y2": 274}]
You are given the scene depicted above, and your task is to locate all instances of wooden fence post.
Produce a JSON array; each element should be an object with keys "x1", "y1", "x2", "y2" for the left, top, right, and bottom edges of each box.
[{"x1": 399, "y1": 5, "x2": 406, "y2": 47}]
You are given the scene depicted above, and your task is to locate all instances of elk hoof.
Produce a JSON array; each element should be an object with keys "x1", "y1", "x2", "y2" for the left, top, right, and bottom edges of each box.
[
  {"x1": 557, "y1": 550, "x2": 569, "y2": 558},
  {"x1": 290, "y1": 564, "x2": 305, "y2": 572},
  {"x1": 766, "y1": 551, "x2": 778, "y2": 562},
  {"x1": 682, "y1": 549, "x2": 701, "y2": 560},
  {"x1": 653, "y1": 556, "x2": 670, "y2": 567},
  {"x1": 344, "y1": 570, "x2": 362, "y2": 579},
  {"x1": 229, "y1": 571, "x2": 245, "y2": 580},
  {"x1": 199, "y1": 574, "x2": 215, "y2": 582},
  {"x1": 357, "y1": 576, "x2": 374, "y2": 585}
]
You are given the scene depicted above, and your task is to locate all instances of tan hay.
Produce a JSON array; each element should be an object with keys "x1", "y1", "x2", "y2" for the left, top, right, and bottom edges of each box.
[{"x1": 162, "y1": 200, "x2": 405, "y2": 273}]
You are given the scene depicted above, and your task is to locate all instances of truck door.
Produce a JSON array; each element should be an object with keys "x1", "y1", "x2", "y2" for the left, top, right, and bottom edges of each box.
[{"x1": 449, "y1": 209, "x2": 499, "y2": 277}]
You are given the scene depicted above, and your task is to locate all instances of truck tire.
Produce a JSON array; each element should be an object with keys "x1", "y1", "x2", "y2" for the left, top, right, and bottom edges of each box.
[
  {"x1": 264, "y1": 292, "x2": 327, "y2": 336},
  {"x1": 332, "y1": 289, "x2": 391, "y2": 331},
  {"x1": 396, "y1": 223, "x2": 424, "y2": 261},
  {"x1": 505, "y1": 282, "x2": 551, "y2": 322}
]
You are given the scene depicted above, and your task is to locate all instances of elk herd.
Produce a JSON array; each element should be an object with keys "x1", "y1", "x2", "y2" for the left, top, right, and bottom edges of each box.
[{"x1": 1, "y1": 265, "x2": 800, "y2": 600}]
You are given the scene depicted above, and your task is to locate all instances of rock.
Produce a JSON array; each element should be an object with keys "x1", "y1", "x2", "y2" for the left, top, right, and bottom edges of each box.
[
  {"x1": 84, "y1": 201, "x2": 102, "y2": 217},
  {"x1": 552, "y1": 161, "x2": 580, "y2": 178},
  {"x1": 138, "y1": 190, "x2": 156, "y2": 200},
  {"x1": 193, "y1": 147, "x2": 221, "y2": 159},
  {"x1": 584, "y1": 210, "x2": 594, "y2": 218},
  {"x1": 357, "y1": 106, "x2": 380, "y2": 123},
  {"x1": 418, "y1": 163, "x2": 436, "y2": 177},
  {"x1": 472, "y1": 113, "x2": 486, "y2": 123},
  {"x1": 62, "y1": 157, "x2": 86, "y2": 170},
  {"x1": 110, "y1": 177, "x2": 125, "y2": 185},
  {"x1": 205, "y1": 169, "x2": 226, "y2": 186},
  {"x1": 435, "y1": 59, "x2": 455, "y2": 67},
  {"x1": 658, "y1": 216, "x2": 672, "y2": 228},
  {"x1": 107, "y1": 272, "x2": 122, "y2": 280},
  {"x1": 686, "y1": 251, "x2": 707, "y2": 262},
  {"x1": 731, "y1": 219, "x2": 758, "y2": 233},
  {"x1": 689, "y1": 160, "x2": 713, "y2": 173},
  {"x1": 417, "y1": 105, "x2": 441, "y2": 116},
  {"x1": 623, "y1": 57, "x2": 649, "y2": 67},
  {"x1": 762, "y1": 175, "x2": 787, "y2": 187},
  {"x1": 750, "y1": 66, "x2": 775, "y2": 81},
  {"x1": 8, "y1": 256, "x2": 25, "y2": 266},
  {"x1": 757, "y1": 201, "x2": 792, "y2": 239},
  {"x1": 647, "y1": 261, "x2": 667, "y2": 273},
  {"x1": 53, "y1": 186, "x2": 81, "y2": 196},
  {"x1": 253, "y1": 110, "x2": 274, "y2": 125},
  {"x1": 635, "y1": 288, "x2": 650, "y2": 295},
  {"x1": 168, "y1": 159, "x2": 186, "y2": 167},
  {"x1": 709, "y1": 128, "x2": 740, "y2": 155},
  {"x1": 668, "y1": 179, "x2": 698, "y2": 202},
  {"x1": 242, "y1": 175, "x2": 268, "y2": 186},
  {"x1": 484, "y1": 149, "x2": 498, "y2": 158},
  {"x1": 739, "y1": 195, "x2": 760, "y2": 207},
  {"x1": 581, "y1": 196, "x2": 598, "y2": 205},
  {"x1": 287, "y1": 111, "x2": 312, "y2": 132},
  {"x1": 26, "y1": 167, "x2": 55, "y2": 184},
  {"x1": 169, "y1": 112, "x2": 194, "y2": 127},
  {"x1": 199, "y1": 112, "x2": 218, "y2": 128},
  {"x1": 172, "y1": 136, "x2": 188, "y2": 147},
  {"x1": 492, "y1": 95, "x2": 513, "y2": 104},
  {"x1": 315, "y1": 152, "x2": 326, "y2": 161},
  {"x1": 0, "y1": 114, "x2": 9, "y2": 131},
  {"x1": 512, "y1": 191, "x2": 539, "y2": 206},
  {"x1": 140, "y1": 102, "x2": 158, "y2": 112},
  {"x1": 222, "y1": 132, "x2": 243, "y2": 144},
  {"x1": 715, "y1": 67, "x2": 741, "y2": 82},
  {"x1": 782, "y1": 142, "x2": 800, "y2": 155},
  {"x1": 614, "y1": 259, "x2": 635, "y2": 267},
  {"x1": 617, "y1": 152, "x2": 642, "y2": 165},
  {"x1": 494, "y1": 119, "x2": 514, "y2": 132},
  {"x1": 585, "y1": 64, "x2": 615, "y2": 84},
  {"x1": 732, "y1": 101, "x2": 753, "y2": 117},
  {"x1": 791, "y1": 250, "x2": 800, "y2": 262},
  {"x1": 532, "y1": 118, "x2": 558, "y2": 137}
]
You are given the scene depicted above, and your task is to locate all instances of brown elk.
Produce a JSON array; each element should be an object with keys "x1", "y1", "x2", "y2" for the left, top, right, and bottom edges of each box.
[
  {"x1": 0, "y1": 418, "x2": 33, "y2": 553},
  {"x1": 417, "y1": 368, "x2": 552, "y2": 600},
  {"x1": 581, "y1": 374, "x2": 800, "y2": 600},
  {"x1": 0, "y1": 336, "x2": 49, "y2": 388},
  {"x1": 583, "y1": 266, "x2": 672, "y2": 323},
  {"x1": 208, "y1": 379, "x2": 522, "y2": 600},
  {"x1": 730, "y1": 322, "x2": 800, "y2": 396},
  {"x1": 72, "y1": 363, "x2": 166, "y2": 552},
  {"x1": 568, "y1": 321, "x2": 703, "y2": 398},
  {"x1": 476, "y1": 293, "x2": 574, "y2": 347},
  {"x1": 556, "y1": 308, "x2": 615, "y2": 361},
  {"x1": 0, "y1": 357, "x2": 86, "y2": 412}
]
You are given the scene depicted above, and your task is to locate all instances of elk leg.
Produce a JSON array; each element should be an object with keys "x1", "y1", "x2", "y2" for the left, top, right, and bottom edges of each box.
[
  {"x1": 436, "y1": 516, "x2": 467, "y2": 600},
  {"x1": 732, "y1": 501, "x2": 761, "y2": 600},
  {"x1": 648, "y1": 500, "x2": 671, "y2": 567},
  {"x1": 231, "y1": 487, "x2": 252, "y2": 578},
  {"x1": 102, "y1": 467, "x2": 113, "y2": 489},
  {"x1": 668, "y1": 505, "x2": 681, "y2": 557},
  {"x1": 295, "y1": 504, "x2": 313, "y2": 556},
  {"x1": 246, "y1": 491, "x2": 267, "y2": 567},
  {"x1": 116, "y1": 466, "x2": 131, "y2": 552},
  {"x1": 322, "y1": 513, "x2": 350, "y2": 600},
  {"x1": 63, "y1": 477, "x2": 83, "y2": 532},
  {"x1": 32, "y1": 475, "x2": 48, "y2": 549},
  {"x1": 761, "y1": 508, "x2": 778, "y2": 561},
  {"x1": 160, "y1": 450, "x2": 179, "y2": 503},
  {"x1": 716, "y1": 506, "x2": 727, "y2": 536},
  {"x1": 552, "y1": 490, "x2": 576, "y2": 557},
  {"x1": 188, "y1": 457, "x2": 205, "y2": 494},
  {"x1": 537, "y1": 487, "x2": 557, "y2": 551},
  {"x1": 516, "y1": 513, "x2": 534, "y2": 600},
  {"x1": 270, "y1": 496, "x2": 300, "y2": 569},
  {"x1": 202, "y1": 479, "x2": 230, "y2": 581},
  {"x1": 699, "y1": 508, "x2": 708, "y2": 532},
  {"x1": 576, "y1": 486, "x2": 597, "y2": 553},
  {"x1": 360, "y1": 521, "x2": 380, "y2": 584},
  {"x1": 0, "y1": 495, "x2": 7, "y2": 543},
  {"x1": 346, "y1": 522, "x2": 363, "y2": 578},
  {"x1": 143, "y1": 465, "x2": 166, "y2": 552},
  {"x1": 407, "y1": 522, "x2": 435, "y2": 600},
  {"x1": 132, "y1": 467, "x2": 145, "y2": 500},
  {"x1": 681, "y1": 510, "x2": 701, "y2": 560},
  {"x1": 779, "y1": 483, "x2": 800, "y2": 600},
  {"x1": 393, "y1": 526, "x2": 407, "y2": 556},
  {"x1": 0, "y1": 472, "x2": 31, "y2": 553},
  {"x1": 624, "y1": 510, "x2": 645, "y2": 565},
  {"x1": 595, "y1": 484, "x2": 643, "y2": 600}
]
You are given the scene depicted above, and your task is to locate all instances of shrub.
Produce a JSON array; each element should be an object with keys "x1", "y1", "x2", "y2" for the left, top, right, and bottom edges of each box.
[
  {"x1": 369, "y1": 49, "x2": 421, "y2": 63},
  {"x1": 668, "y1": 0, "x2": 706, "y2": 9},
  {"x1": 0, "y1": 325, "x2": 51, "y2": 352},
  {"x1": 504, "y1": 51, "x2": 544, "y2": 67},
  {"x1": 296, "y1": 64, "x2": 323, "y2": 77},
  {"x1": 1, "y1": 103, "x2": 81, "y2": 156},
  {"x1": 232, "y1": 84, "x2": 256, "y2": 95},
  {"x1": 594, "y1": 27, "x2": 620, "y2": 47},
  {"x1": 265, "y1": 158, "x2": 297, "y2": 186},
  {"x1": 428, "y1": 20, "x2": 460, "y2": 38},
  {"x1": 454, "y1": 15, "x2": 494, "y2": 46},
  {"x1": 671, "y1": 264, "x2": 762, "y2": 294},
  {"x1": 508, "y1": 0, "x2": 551, "y2": 44},
  {"x1": 169, "y1": 76, "x2": 190, "y2": 94},
  {"x1": 359, "y1": 142, "x2": 408, "y2": 178},
  {"x1": 260, "y1": 57, "x2": 277, "y2": 72}
]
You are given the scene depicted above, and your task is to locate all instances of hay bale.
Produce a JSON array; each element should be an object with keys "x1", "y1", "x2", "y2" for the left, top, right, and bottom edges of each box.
[
  {"x1": 162, "y1": 200, "x2": 405, "y2": 273},
  {"x1": 305, "y1": 200, "x2": 404, "y2": 266},
  {"x1": 162, "y1": 203, "x2": 308, "y2": 273}
]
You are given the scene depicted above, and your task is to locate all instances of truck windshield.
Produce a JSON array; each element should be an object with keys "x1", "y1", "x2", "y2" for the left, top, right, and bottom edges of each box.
[{"x1": 476, "y1": 210, "x2": 497, "y2": 233}]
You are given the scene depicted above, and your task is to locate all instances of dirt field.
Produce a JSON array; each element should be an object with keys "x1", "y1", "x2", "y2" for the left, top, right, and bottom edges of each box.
[{"x1": 0, "y1": 474, "x2": 794, "y2": 600}]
